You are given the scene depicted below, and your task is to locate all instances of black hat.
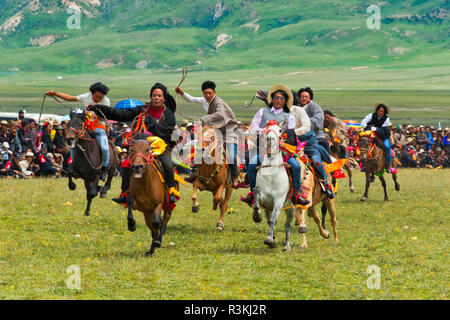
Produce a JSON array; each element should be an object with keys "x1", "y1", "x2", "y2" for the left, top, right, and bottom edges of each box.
[
  {"x1": 14, "y1": 153, "x2": 21, "y2": 159},
  {"x1": 41, "y1": 143, "x2": 48, "y2": 149}
]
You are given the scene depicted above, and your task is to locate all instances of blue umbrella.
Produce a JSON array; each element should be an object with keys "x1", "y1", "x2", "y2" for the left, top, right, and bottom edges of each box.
[
  {"x1": 114, "y1": 99, "x2": 144, "y2": 109},
  {"x1": 59, "y1": 114, "x2": 70, "y2": 122}
]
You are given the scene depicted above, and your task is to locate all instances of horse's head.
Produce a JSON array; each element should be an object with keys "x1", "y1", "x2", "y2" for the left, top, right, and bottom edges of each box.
[
  {"x1": 357, "y1": 130, "x2": 375, "y2": 161},
  {"x1": 263, "y1": 120, "x2": 285, "y2": 158},
  {"x1": 200, "y1": 125, "x2": 219, "y2": 154},
  {"x1": 66, "y1": 109, "x2": 86, "y2": 147},
  {"x1": 128, "y1": 135, "x2": 153, "y2": 178}
]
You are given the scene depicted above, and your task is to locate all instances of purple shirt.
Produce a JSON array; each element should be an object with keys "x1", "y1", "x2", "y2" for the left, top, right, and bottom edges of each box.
[{"x1": 250, "y1": 107, "x2": 296, "y2": 135}]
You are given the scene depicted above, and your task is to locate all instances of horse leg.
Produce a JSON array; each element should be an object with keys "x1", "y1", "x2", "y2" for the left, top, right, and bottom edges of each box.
[
  {"x1": 217, "y1": 185, "x2": 232, "y2": 231},
  {"x1": 379, "y1": 175, "x2": 388, "y2": 201},
  {"x1": 157, "y1": 209, "x2": 171, "y2": 245},
  {"x1": 143, "y1": 212, "x2": 158, "y2": 257},
  {"x1": 151, "y1": 203, "x2": 164, "y2": 231},
  {"x1": 361, "y1": 173, "x2": 370, "y2": 201},
  {"x1": 296, "y1": 207, "x2": 308, "y2": 249},
  {"x1": 212, "y1": 185, "x2": 225, "y2": 230},
  {"x1": 323, "y1": 199, "x2": 339, "y2": 244},
  {"x1": 321, "y1": 204, "x2": 327, "y2": 230},
  {"x1": 68, "y1": 169, "x2": 76, "y2": 190},
  {"x1": 346, "y1": 163, "x2": 354, "y2": 193},
  {"x1": 83, "y1": 180, "x2": 93, "y2": 216},
  {"x1": 191, "y1": 180, "x2": 200, "y2": 213},
  {"x1": 100, "y1": 166, "x2": 114, "y2": 198},
  {"x1": 309, "y1": 205, "x2": 331, "y2": 240},
  {"x1": 392, "y1": 172, "x2": 400, "y2": 192},
  {"x1": 126, "y1": 196, "x2": 136, "y2": 232},
  {"x1": 283, "y1": 207, "x2": 294, "y2": 252},
  {"x1": 252, "y1": 187, "x2": 263, "y2": 223}
]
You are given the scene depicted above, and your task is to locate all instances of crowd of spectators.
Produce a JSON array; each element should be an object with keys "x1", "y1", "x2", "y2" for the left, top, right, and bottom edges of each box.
[{"x1": 1, "y1": 110, "x2": 449, "y2": 180}]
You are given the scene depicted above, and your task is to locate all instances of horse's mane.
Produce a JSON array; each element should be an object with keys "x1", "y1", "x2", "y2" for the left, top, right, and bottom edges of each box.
[{"x1": 134, "y1": 132, "x2": 152, "y2": 141}]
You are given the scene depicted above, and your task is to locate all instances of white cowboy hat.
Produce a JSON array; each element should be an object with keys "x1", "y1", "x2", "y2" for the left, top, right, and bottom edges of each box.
[
  {"x1": 25, "y1": 151, "x2": 34, "y2": 158},
  {"x1": 267, "y1": 84, "x2": 294, "y2": 110}
]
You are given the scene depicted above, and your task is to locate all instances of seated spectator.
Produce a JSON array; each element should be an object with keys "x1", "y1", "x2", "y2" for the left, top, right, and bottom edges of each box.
[
  {"x1": 36, "y1": 144, "x2": 59, "y2": 177},
  {"x1": 20, "y1": 151, "x2": 39, "y2": 178}
]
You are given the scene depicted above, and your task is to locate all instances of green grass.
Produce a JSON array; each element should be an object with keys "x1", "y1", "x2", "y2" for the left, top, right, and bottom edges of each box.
[{"x1": 0, "y1": 169, "x2": 448, "y2": 300}]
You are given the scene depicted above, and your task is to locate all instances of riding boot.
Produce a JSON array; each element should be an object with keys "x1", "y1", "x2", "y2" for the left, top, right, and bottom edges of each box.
[
  {"x1": 322, "y1": 181, "x2": 335, "y2": 199},
  {"x1": 291, "y1": 189, "x2": 310, "y2": 206},
  {"x1": 240, "y1": 189, "x2": 255, "y2": 207},
  {"x1": 112, "y1": 192, "x2": 128, "y2": 205},
  {"x1": 100, "y1": 166, "x2": 108, "y2": 181},
  {"x1": 184, "y1": 165, "x2": 198, "y2": 183}
]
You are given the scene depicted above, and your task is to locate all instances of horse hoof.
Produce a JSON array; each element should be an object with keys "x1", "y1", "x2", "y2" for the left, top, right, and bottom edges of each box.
[
  {"x1": 192, "y1": 205, "x2": 200, "y2": 213},
  {"x1": 360, "y1": 197, "x2": 367, "y2": 202},
  {"x1": 369, "y1": 176, "x2": 375, "y2": 183},
  {"x1": 127, "y1": 220, "x2": 136, "y2": 232},
  {"x1": 300, "y1": 244, "x2": 308, "y2": 250},
  {"x1": 298, "y1": 226, "x2": 308, "y2": 234},
  {"x1": 350, "y1": 186, "x2": 355, "y2": 193},
  {"x1": 264, "y1": 236, "x2": 275, "y2": 247},
  {"x1": 283, "y1": 244, "x2": 291, "y2": 252},
  {"x1": 145, "y1": 251, "x2": 154, "y2": 257},
  {"x1": 152, "y1": 240, "x2": 161, "y2": 248},
  {"x1": 84, "y1": 211, "x2": 90, "y2": 216},
  {"x1": 294, "y1": 220, "x2": 299, "y2": 226},
  {"x1": 100, "y1": 193, "x2": 107, "y2": 199},
  {"x1": 395, "y1": 184, "x2": 400, "y2": 192},
  {"x1": 384, "y1": 198, "x2": 389, "y2": 202},
  {"x1": 216, "y1": 222, "x2": 224, "y2": 231},
  {"x1": 68, "y1": 183, "x2": 76, "y2": 191},
  {"x1": 321, "y1": 230, "x2": 330, "y2": 239},
  {"x1": 252, "y1": 209, "x2": 262, "y2": 223}
]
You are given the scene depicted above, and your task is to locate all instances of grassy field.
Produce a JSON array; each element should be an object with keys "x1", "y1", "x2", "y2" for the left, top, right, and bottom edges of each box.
[
  {"x1": 1, "y1": 66, "x2": 449, "y2": 126},
  {"x1": 0, "y1": 169, "x2": 448, "y2": 300}
]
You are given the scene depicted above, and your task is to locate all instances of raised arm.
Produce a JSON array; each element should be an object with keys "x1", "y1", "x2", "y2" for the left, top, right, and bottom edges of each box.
[{"x1": 46, "y1": 91, "x2": 78, "y2": 102}]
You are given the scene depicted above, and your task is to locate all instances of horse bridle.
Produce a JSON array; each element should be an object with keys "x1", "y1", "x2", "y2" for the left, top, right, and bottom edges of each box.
[{"x1": 129, "y1": 139, "x2": 154, "y2": 167}]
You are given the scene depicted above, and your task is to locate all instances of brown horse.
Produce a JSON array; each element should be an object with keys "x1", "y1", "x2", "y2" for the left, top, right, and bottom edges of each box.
[
  {"x1": 326, "y1": 130, "x2": 355, "y2": 193},
  {"x1": 191, "y1": 126, "x2": 233, "y2": 231},
  {"x1": 295, "y1": 156, "x2": 339, "y2": 249},
  {"x1": 125, "y1": 135, "x2": 172, "y2": 256},
  {"x1": 357, "y1": 131, "x2": 400, "y2": 202}
]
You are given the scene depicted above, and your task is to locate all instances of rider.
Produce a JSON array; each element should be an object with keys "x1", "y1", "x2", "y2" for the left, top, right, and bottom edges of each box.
[
  {"x1": 177, "y1": 81, "x2": 241, "y2": 188},
  {"x1": 46, "y1": 82, "x2": 111, "y2": 181},
  {"x1": 88, "y1": 83, "x2": 179, "y2": 204},
  {"x1": 241, "y1": 84, "x2": 310, "y2": 206},
  {"x1": 360, "y1": 103, "x2": 393, "y2": 173}
]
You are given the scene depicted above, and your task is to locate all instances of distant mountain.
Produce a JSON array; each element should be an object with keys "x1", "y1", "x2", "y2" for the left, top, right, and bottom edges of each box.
[{"x1": 0, "y1": 0, "x2": 448, "y2": 73}]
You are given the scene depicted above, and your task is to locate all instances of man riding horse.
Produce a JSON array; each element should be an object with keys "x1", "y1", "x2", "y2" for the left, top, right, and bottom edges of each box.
[
  {"x1": 46, "y1": 82, "x2": 111, "y2": 181},
  {"x1": 360, "y1": 103, "x2": 393, "y2": 173},
  {"x1": 241, "y1": 84, "x2": 310, "y2": 206},
  {"x1": 88, "y1": 82, "x2": 179, "y2": 205},
  {"x1": 178, "y1": 81, "x2": 240, "y2": 188}
]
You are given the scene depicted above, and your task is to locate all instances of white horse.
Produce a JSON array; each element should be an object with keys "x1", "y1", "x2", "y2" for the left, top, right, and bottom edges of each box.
[{"x1": 252, "y1": 122, "x2": 295, "y2": 251}]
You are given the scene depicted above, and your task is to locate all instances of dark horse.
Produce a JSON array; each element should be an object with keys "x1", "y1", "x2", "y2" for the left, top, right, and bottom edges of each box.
[
  {"x1": 357, "y1": 131, "x2": 400, "y2": 202},
  {"x1": 66, "y1": 110, "x2": 118, "y2": 216}
]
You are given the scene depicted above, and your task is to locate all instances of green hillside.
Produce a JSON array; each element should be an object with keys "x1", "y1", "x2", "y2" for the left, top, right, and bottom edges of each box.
[{"x1": 0, "y1": 0, "x2": 448, "y2": 72}]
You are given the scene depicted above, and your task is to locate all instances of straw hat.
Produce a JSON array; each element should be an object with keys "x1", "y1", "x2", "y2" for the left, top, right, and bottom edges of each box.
[
  {"x1": 25, "y1": 151, "x2": 34, "y2": 158},
  {"x1": 267, "y1": 84, "x2": 294, "y2": 110}
]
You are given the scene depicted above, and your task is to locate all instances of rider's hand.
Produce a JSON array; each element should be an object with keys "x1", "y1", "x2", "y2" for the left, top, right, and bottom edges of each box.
[
  {"x1": 175, "y1": 86, "x2": 184, "y2": 95},
  {"x1": 371, "y1": 126, "x2": 377, "y2": 132},
  {"x1": 46, "y1": 91, "x2": 56, "y2": 96}
]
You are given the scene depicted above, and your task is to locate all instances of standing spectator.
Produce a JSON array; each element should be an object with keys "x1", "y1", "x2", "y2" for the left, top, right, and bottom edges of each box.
[
  {"x1": 53, "y1": 125, "x2": 68, "y2": 156},
  {"x1": 18, "y1": 120, "x2": 34, "y2": 152},
  {"x1": 0, "y1": 120, "x2": 11, "y2": 144},
  {"x1": 41, "y1": 121, "x2": 54, "y2": 153},
  {"x1": 424, "y1": 126, "x2": 434, "y2": 151},
  {"x1": 416, "y1": 126, "x2": 427, "y2": 151}
]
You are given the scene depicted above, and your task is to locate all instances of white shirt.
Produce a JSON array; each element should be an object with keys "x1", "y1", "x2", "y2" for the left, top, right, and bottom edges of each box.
[
  {"x1": 77, "y1": 92, "x2": 110, "y2": 108},
  {"x1": 250, "y1": 107, "x2": 296, "y2": 135},
  {"x1": 290, "y1": 105, "x2": 311, "y2": 136},
  {"x1": 361, "y1": 113, "x2": 391, "y2": 128},
  {"x1": 182, "y1": 92, "x2": 210, "y2": 112}
]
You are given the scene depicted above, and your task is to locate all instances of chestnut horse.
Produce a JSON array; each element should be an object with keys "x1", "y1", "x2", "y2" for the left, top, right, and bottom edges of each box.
[
  {"x1": 357, "y1": 131, "x2": 400, "y2": 202},
  {"x1": 295, "y1": 155, "x2": 339, "y2": 249},
  {"x1": 125, "y1": 135, "x2": 172, "y2": 256},
  {"x1": 191, "y1": 126, "x2": 233, "y2": 231}
]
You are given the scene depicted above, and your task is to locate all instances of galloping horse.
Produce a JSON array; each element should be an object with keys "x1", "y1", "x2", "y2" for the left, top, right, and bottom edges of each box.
[
  {"x1": 295, "y1": 155, "x2": 339, "y2": 248},
  {"x1": 125, "y1": 134, "x2": 173, "y2": 256},
  {"x1": 326, "y1": 129, "x2": 354, "y2": 193},
  {"x1": 67, "y1": 110, "x2": 117, "y2": 216},
  {"x1": 251, "y1": 122, "x2": 296, "y2": 251},
  {"x1": 357, "y1": 130, "x2": 400, "y2": 201},
  {"x1": 191, "y1": 125, "x2": 233, "y2": 231}
]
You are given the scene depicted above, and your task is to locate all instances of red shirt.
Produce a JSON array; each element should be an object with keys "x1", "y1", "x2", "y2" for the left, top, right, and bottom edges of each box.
[{"x1": 146, "y1": 106, "x2": 165, "y2": 120}]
